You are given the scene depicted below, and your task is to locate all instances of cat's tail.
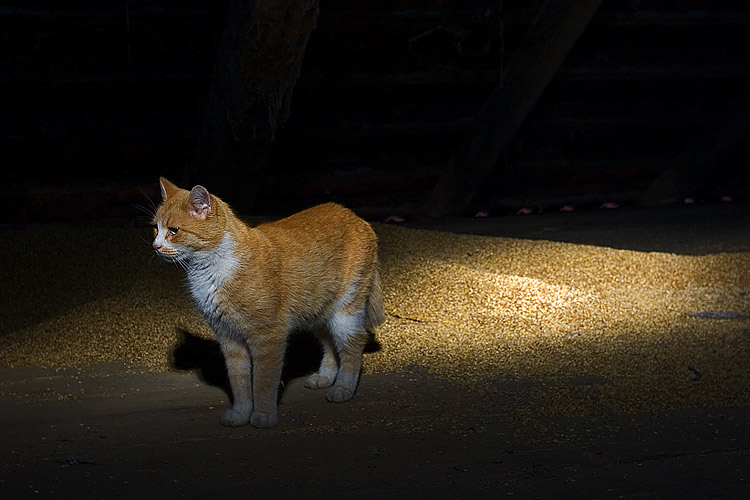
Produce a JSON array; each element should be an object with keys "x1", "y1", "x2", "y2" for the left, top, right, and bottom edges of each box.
[{"x1": 365, "y1": 267, "x2": 386, "y2": 333}]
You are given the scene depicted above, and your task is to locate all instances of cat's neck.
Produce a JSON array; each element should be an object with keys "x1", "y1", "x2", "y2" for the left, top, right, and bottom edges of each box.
[
  {"x1": 188, "y1": 230, "x2": 237, "y2": 268},
  {"x1": 185, "y1": 230, "x2": 240, "y2": 315}
]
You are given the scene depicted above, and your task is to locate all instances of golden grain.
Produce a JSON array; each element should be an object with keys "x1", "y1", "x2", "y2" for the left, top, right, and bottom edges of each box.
[{"x1": 1, "y1": 223, "x2": 748, "y2": 415}]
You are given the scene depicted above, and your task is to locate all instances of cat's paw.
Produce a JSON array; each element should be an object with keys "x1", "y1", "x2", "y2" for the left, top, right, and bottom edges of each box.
[
  {"x1": 304, "y1": 373, "x2": 335, "y2": 389},
  {"x1": 326, "y1": 385, "x2": 355, "y2": 403},
  {"x1": 250, "y1": 410, "x2": 279, "y2": 428},
  {"x1": 221, "y1": 408, "x2": 251, "y2": 427}
]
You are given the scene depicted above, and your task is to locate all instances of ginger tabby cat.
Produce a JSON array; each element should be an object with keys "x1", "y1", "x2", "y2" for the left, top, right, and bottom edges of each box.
[{"x1": 152, "y1": 178, "x2": 384, "y2": 428}]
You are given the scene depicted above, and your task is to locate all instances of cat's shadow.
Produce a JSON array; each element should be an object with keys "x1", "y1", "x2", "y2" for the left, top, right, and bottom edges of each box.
[
  {"x1": 171, "y1": 330, "x2": 231, "y2": 394},
  {"x1": 171, "y1": 329, "x2": 381, "y2": 401}
]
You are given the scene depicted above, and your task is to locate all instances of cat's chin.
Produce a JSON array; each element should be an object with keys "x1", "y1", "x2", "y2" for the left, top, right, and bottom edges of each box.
[{"x1": 155, "y1": 250, "x2": 181, "y2": 262}]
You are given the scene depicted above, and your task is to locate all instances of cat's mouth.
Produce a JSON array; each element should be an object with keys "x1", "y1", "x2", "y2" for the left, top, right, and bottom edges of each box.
[{"x1": 154, "y1": 247, "x2": 180, "y2": 260}]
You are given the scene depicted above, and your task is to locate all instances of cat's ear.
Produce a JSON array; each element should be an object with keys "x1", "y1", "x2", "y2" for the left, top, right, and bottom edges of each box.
[
  {"x1": 188, "y1": 185, "x2": 212, "y2": 219},
  {"x1": 159, "y1": 177, "x2": 180, "y2": 201}
]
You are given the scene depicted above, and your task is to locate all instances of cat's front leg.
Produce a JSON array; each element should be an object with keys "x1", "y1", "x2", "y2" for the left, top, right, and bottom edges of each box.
[
  {"x1": 248, "y1": 334, "x2": 286, "y2": 428},
  {"x1": 219, "y1": 337, "x2": 253, "y2": 427}
]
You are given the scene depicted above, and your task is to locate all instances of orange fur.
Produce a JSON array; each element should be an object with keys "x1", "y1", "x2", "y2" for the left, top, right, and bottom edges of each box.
[{"x1": 152, "y1": 178, "x2": 384, "y2": 428}]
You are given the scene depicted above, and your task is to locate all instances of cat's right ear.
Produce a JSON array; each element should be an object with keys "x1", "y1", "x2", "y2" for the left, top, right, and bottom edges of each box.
[
  {"x1": 159, "y1": 177, "x2": 180, "y2": 201},
  {"x1": 188, "y1": 185, "x2": 212, "y2": 220}
]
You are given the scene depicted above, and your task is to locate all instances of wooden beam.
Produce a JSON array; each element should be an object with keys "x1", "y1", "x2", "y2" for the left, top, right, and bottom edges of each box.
[
  {"x1": 190, "y1": 0, "x2": 319, "y2": 211},
  {"x1": 423, "y1": 0, "x2": 603, "y2": 217}
]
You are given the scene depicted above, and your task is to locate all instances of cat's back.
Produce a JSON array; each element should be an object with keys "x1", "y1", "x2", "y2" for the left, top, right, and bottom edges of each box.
[
  {"x1": 247, "y1": 203, "x2": 378, "y2": 304},
  {"x1": 257, "y1": 203, "x2": 375, "y2": 250},
  {"x1": 262, "y1": 202, "x2": 363, "y2": 228}
]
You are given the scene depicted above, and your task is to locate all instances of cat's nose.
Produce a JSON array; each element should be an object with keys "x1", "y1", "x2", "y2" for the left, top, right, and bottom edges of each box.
[{"x1": 152, "y1": 241, "x2": 162, "y2": 251}]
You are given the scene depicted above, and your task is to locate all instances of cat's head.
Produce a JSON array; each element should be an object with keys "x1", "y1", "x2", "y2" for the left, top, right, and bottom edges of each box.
[{"x1": 152, "y1": 177, "x2": 227, "y2": 261}]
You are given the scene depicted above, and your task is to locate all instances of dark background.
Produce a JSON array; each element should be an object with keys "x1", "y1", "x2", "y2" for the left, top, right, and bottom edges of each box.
[{"x1": 3, "y1": 0, "x2": 750, "y2": 223}]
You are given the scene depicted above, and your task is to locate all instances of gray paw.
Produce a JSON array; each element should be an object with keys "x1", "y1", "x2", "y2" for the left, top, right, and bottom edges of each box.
[
  {"x1": 221, "y1": 408, "x2": 251, "y2": 427},
  {"x1": 326, "y1": 385, "x2": 355, "y2": 403},
  {"x1": 250, "y1": 410, "x2": 279, "y2": 428},
  {"x1": 305, "y1": 373, "x2": 335, "y2": 389}
]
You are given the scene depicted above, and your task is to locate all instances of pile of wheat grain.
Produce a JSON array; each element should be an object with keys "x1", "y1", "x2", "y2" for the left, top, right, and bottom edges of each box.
[{"x1": 1, "y1": 223, "x2": 747, "y2": 415}]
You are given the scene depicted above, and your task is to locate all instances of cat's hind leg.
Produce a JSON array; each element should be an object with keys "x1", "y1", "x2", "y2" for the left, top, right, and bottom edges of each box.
[
  {"x1": 326, "y1": 305, "x2": 369, "y2": 403},
  {"x1": 304, "y1": 327, "x2": 338, "y2": 389}
]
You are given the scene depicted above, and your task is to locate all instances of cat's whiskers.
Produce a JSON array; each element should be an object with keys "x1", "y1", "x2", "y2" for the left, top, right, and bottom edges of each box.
[
  {"x1": 163, "y1": 251, "x2": 190, "y2": 272},
  {"x1": 138, "y1": 226, "x2": 157, "y2": 247},
  {"x1": 133, "y1": 187, "x2": 160, "y2": 228},
  {"x1": 175, "y1": 255, "x2": 189, "y2": 272},
  {"x1": 133, "y1": 203, "x2": 157, "y2": 227},
  {"x1": 133, "y1": 203, "x2": 155, "y2": 218},
  {"x1": 138, "y1": 187, "x2": 158, "y2": 213}
]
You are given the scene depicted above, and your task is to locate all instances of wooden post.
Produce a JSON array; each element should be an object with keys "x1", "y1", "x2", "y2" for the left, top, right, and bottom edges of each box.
[
  {"x1": 191, "y1": 0, "x2": 319, "y2": 212},
  {"x1": 424, "y1": 0, "x2": 602, "y2": 217}
]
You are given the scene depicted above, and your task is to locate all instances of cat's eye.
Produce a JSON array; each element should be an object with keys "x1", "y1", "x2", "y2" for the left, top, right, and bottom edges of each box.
[{"x1": 168, "y1": 227, "x2": 179, "y2": 236}]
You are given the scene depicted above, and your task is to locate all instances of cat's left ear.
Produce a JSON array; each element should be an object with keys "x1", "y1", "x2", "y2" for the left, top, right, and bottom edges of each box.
[
  {"x1": 159, "y1": 177, "x2": 180, "y2": 201},
  {"x1": 188, "y1": 185, "x2": 212, "y2": 219}
]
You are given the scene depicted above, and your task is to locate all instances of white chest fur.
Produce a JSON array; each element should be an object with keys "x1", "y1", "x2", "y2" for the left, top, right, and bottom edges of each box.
[{"x1": 186, "y1": 233, "x2": 239, "y2": 322}]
